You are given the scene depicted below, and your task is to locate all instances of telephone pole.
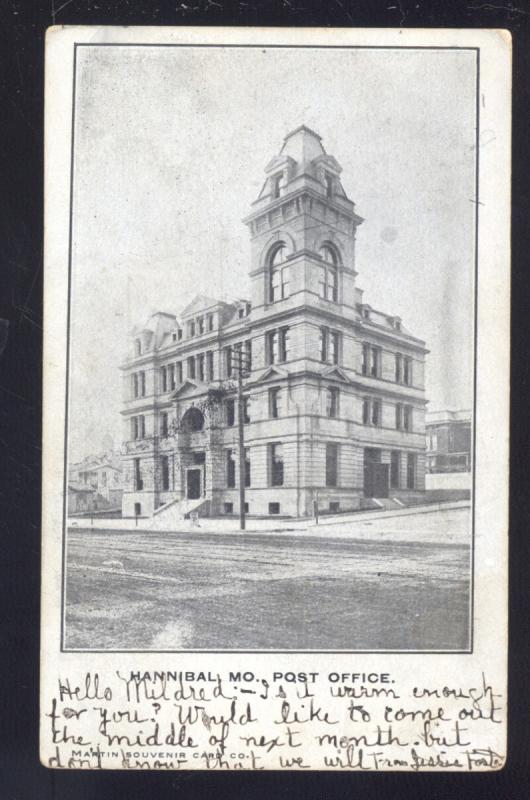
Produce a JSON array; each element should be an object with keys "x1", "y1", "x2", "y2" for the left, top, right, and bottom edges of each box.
[{"x1": 232, "y1": 344, "x2": 250, "y2": 531}]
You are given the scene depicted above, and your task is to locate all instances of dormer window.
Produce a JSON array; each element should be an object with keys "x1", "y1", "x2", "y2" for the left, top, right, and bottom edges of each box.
[
  {"x1": 363, "y1": 307, "x2": 371, "y2": 320},
  {"x1": 238, "y1": 307, "x2": 245, "y2": 319},
  {"x1": 134, "y1": 338, "x2": 142, "y2": 356},
  {"x1": 188, "y1": 321, "x2": 195, "y2": 338}
]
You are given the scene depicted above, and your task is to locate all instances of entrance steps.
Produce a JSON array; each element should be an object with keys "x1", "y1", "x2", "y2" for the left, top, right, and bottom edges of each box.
[
  {"x1": 360, "y1": 496, "x2": 407, "y2": 511},
  {"x1": 149, "y1": 497, "x2": 210, "y2": 530}
]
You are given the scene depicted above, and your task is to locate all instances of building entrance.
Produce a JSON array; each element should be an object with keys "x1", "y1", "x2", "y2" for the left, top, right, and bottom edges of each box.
[
  {"x1": 186, "y1": 468, "x2": 202, "y2": 500},
  {"x1": 363, "y1": 448, "x2": 389, "y2": 498}
]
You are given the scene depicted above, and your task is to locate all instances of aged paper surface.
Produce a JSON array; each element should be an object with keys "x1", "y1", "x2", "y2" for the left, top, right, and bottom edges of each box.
[{"x1": 41, "y1": 26, "x2": 510, "y2": 771}]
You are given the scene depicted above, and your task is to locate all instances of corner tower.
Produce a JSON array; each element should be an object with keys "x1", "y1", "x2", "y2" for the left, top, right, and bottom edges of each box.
[{"x1": 243, "y1": 126, "x2": 364, "y2": 322}]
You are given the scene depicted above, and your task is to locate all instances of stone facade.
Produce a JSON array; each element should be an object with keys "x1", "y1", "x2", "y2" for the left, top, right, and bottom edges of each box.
[{"x1": 121, "y1": 126, "x2": 428, "y2": 519}]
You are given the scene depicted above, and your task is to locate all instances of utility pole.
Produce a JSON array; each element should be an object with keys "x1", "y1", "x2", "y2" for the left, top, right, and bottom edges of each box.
[{"x1": 233, "y1": 344, "x2": 250, "y2": 531}]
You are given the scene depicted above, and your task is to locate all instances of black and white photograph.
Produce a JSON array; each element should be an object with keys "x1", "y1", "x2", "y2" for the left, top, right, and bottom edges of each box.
[{"x1": 61, "y1": 41, "x2": 478, "y2": 653}]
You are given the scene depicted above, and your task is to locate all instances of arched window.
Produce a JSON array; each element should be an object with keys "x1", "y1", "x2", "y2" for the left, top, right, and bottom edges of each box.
[
  {"x1": 268, "y1": 243, "x2": 290, "y2": 303},
  {"x1": 318, "y1": 244, "x2": 339, "y2": 302}
]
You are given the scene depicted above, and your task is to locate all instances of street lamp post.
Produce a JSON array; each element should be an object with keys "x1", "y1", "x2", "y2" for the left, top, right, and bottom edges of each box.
[{"x1": 232, "y1": 345, "x2": 250, "y2": 531}]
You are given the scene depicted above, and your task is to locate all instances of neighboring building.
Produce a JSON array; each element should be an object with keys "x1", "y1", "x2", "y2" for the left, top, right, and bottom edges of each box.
[
  {"x1": 120, "y1": 126, "x2": 428, "y2": 519},
  {"x1": 67, "y1": 483, "x2": 96, "y2": 515},
  {"x1": 69, "y1": 451, "x2": 123, "y2": 509},
  {"x1": 426, "y1": 409, "x2": 471, "y2": 473}
]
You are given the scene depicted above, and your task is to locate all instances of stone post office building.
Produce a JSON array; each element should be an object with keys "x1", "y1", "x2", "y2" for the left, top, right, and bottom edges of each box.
[{"x1": 120, "y1": 127, "x2": 428, "y2": 519}]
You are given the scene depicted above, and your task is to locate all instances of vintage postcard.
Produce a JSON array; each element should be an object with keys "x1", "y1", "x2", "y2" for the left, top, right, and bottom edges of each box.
[{"x1": 41, "y1": 26, "x2": 510, "y2": 770}]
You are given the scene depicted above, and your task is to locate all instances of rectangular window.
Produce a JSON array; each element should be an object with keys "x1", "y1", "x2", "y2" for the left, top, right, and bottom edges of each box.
[
  {"x1": 131, "y1": 416, "x2": 138, "y2": 440},
  {"x1": 320, "y1": 327, "x2": 328, "y2": 362},
  {"x1": 226, "y1": 449, "x2": 236, "y2": 488},
  {"x1": 197, "y1": 353, "x2": 205, "y2": 382},
  {"x1": 326, "y1": 443, "x2": 339, "y2": 487},
  {"x1": 176, "y1": 361, "x2": 183, "y2": 384},
  {"x1": 160, "y1": 366, "x2": 167, "y2": 393},
  {"x1": 270, "y1": 443, "x2": 284, "y2": 487},
  {"x1": 325, "y1": 172, "x2": 333, "y2": 198},
  {"x1": 272, "y1": 173, "x2": 282, "y2": 198},
  {"x1": 160, "y1": 412, "x2": 168, "y2": 437},
  {"x1": 331, "y1": 332, "x2": 340, "y2": 365},
  {"x1": 178, "y1": 328, "x2": 183, "y2": 340},
  {"x1": 242, "y1": 396, "x2": 251, "y2": 424},
  {"x1": 403, "y1": 405, "x2": 412, "y2": 432},
  {"x1": 390, "y1": 451, "x2": 400, "y2": 488},
  {"x1": 266, "y1": 331, "x2": 277, "y2": 365},
  {"x1": 279, "y1": 327, "x2": 289, "y2": 362},
  {"x1": 206, "y1": 351, "x2": 214, "y2": 381},
  {"x1": 187, "y1": 356, "x2": 195, "y2": 379},
  {"x1": 224, "y1": 502, "x2": 233, "y2": 514},
  {"x1": 207, "y1": 313, "x2": 214, "y2": 331},
  {"x1": 244, "y1": 448, "x2": 251, "y2": 488},
  {"x1": 370, "y1": 347, "x2": 380, "y2": 378},
  {"x1": 167, "y1": 364, "x2": 175, "y2": 391},
  {"x1": 189, "y1": 320, "x2": 195, "y2": 337},
  {"x1": 269, "y1": 502, "x2": 280, "y2": 515},
  {"x1": 362, "y1": 399, "x2": 370, "y2": 425},
  {"x1": 269, "y1": 387, "x2": 281, "y2": 419},
  {"x1": 160, "y1": 455, "x2": 170, "y2": 491},
  {"x1": 371, "y1": 400, "x2": 381, "y2": 426},
  {"x1": 132, "y1": 373, "x2": 139, "y2": 398},
  {"x1": 139, "y1": 415, "x2": 145, "y2": 438},
  {"x1": 225, "y1": 398, "x2": 235, "y2": 427},
  {"x1": 407, "y1": 453, "x2": 416, "y2": 489},
  {"x1": 362, "y1": 343, "x2": 369, "y2": 375},
  {"x1": 134, "y1": 502, "x2": 141, "y2": 516},
  {"x1": 225, "y1": 345, "x2": 233, "y2": 377},
  {"x1": 134, "y1": 458, "x2": 143, "y2": 491},
  {"x1": 197, "y1": 316, "x2": 204, "y2": 335},
  {"x1": 396, "y1": 403, "x2": 403, "y2": 430},
  {"x1": 395, "y1": 353, "x2": 403, "y2": 383},
  {"x1": 403, "y1": 357, "x2": 412, "y2": 386},
  {"x1": 327, "y1": 387, "x2": 339, "y2": 418},
  {"x1": 134, "y1": 339, "x2": 142, "y2": 356}
]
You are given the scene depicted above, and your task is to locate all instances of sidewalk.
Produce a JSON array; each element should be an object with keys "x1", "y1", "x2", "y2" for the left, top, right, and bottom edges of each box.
[{"x1": 68, "y1": 499, "x2": 470, "y2": 542}]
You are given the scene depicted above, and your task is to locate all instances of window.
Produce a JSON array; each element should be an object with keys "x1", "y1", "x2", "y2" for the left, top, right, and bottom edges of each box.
[
  {"x1": 178, "y1": 328, "x2": 183, "y2": 341},
  {"x1": 269, "y1": 502, "x2": 280, "y2": 515},
  {"x1": 134, "y1": 502, "x2": 142, "y2": 516},
  {"x1": 362, "y1": 343, "x2": 369, "y2": 376},
  {"x1": 197, "y1": 354, "x2": 205, "y2": 382},
  {"x1": 224, "y1": 345, "x2": 233, "y2": 377},
  {"x1": 132, "y1": 373, "x2": 139, "y2": 398},
  {"x1": 207, "y1": 313, "x2": 214, "y2": 331},
  {"x1": 206, "y1": 351, "x2": 214, "y2": 381},
  {"x1": 189, "y1": 321, "x2": 195, "y2": 338},
  {"x1": 269, "y1": 244, "x2": 290, "y2": 303},
  {"x1": 197, "y1": 316, "x2": 204, "y2": 335},
  {"x1": 134, "y1": 339, "x2": 142, "y2": 356},
  {"x1": 242, "y1": 396, "x2": 251, "y2": 424},
  {"x1": 390, "y1": 451, "x2": 400, "y2": 489},
  {"x1": 187, "y1": 356, "x2": 195, "y2": 379},
  {"x1": 225, "y1": 398, "x2": 235, "y2": 427},
  {"x1": 160, "y1": 366, "x2": 167, "y2": 393},
  {"x1": 176, "y1": 361, "x2": 183, "y2": 384},
  {"x1": 320, "y1": 327, "x2": 340, "y2": 364},
  {"x1": 224, "y1": 502, "x2": 233, "y2": 514},
  {"x1": 272, "y1": 173, "x2": 282, "y2": 199},
  {"x1": 172, "y1": 332, "x2": 177, "y2": 342},
  {"x1": 395, "y1": 353, "x2": 402, "y2": 383},
  {"x1": 362, "y1": 399, "x2": 381, "y2": 427},
  {"x1": 238, "y1": 307, "x2": 245, "y2": 319},
  {"x1": 160, "y1": 412, "x2": 168, "y2": 437},
  {"x1": 167, "y1": 365, "x2": 175, "y2": 391},
  {"x1": 329, "y1": 501, "x2": 340, "y2": 513},
  {"x1": 362, "y1": 307, "x2": 370, "y2": 320},
  {"x1": 396, "y1": 404, "x2": 412, "y2": 431},
  {"x1": 279, "y1": 327, "x2": 289, "y2": 362},
  {"x1": 369, "y1": 347, "x2": 381, "y2": 378},
  {"x1": 131, "y1": 415, "x2": 145, "y2": 440},
  {"x1": 403, "y1": 357, "x2": 412, "y2": 386},
  {"x1": 226, "y1": 449, "x2": 236, "y2": 488},
  {"x1": 318, "y1": 245, "x2": 339, "y2": 302},
  {"x1": 244, "y1": 448, "x2": 251, "y2": 488},
  {"x1": 269, "y1": 387, "x2": 281, "y2": 418},
  {"x1": 326, "y1": 443, "x2": 339, "y2": 487},
  {"x1": 325, "y1": 172, "x2": 333, "y2": 198},
  {"x1": 160, "y1": 455, "x2": 170, "y2": 491},
  {"x1": 407, "y1": 453, "x2": 416, "y2": 489},
  {"x1": 134, "y1": 458, "x2": 143, "y2": 491},
  {"x1": 266, "y1": 331, "x2": 277, "y2": 365},
  {"x1": 327, "y1": 387, "x2": 339, "y2": 418},
  {"x1": 270, "y1": 443, "x2": 284, "y2": 486}
]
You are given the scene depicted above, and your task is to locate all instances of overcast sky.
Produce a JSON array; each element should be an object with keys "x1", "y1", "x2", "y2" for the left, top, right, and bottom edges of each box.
[{"x1": 68, "y1": 45, "x2": 476, "y2": 461}]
